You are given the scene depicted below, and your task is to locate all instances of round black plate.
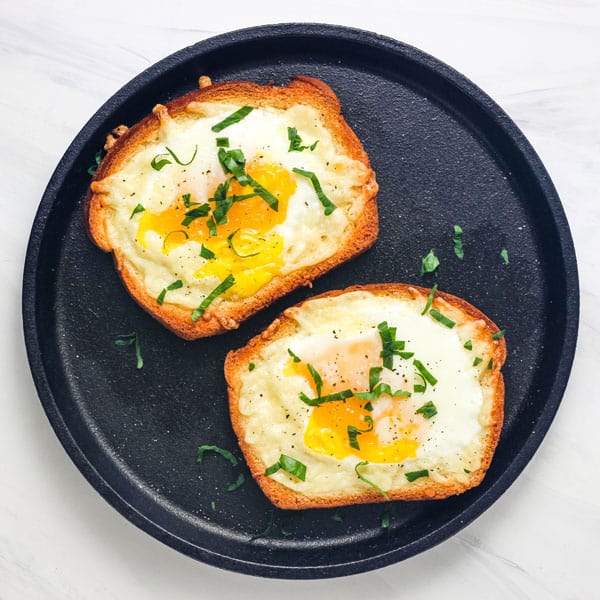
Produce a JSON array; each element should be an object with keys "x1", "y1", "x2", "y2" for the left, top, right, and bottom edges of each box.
[{"x1": 23, "y1": 24, "x2": 578, "y2": 578}]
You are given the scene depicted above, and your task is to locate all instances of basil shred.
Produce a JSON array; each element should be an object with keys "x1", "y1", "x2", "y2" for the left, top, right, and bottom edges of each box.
[
  {"x1": 265, "y1": 454, "x2": 307, "y2": 481},
  {"x1": 191, "y1": 274, "x2": 235, "y2": 321}
]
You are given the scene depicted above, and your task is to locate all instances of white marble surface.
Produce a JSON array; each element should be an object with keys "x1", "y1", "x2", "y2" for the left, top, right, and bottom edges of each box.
[{"x1": 2, "y1": 1, "x2": 599, "y2": 597}]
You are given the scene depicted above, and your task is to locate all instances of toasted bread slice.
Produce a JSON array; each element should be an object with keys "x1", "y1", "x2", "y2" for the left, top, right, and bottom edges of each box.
[
  {"x1": 85, "y1": 76, "x2": 378, "y2": 339},
  {"x1": 225, "y1": 284, "x2": 506, "y2": 510}
]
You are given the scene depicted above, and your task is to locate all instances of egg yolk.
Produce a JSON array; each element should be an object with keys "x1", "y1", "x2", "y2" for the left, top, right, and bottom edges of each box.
[
  {"x1": 135, "y1": 161, "x2": 296, "y2": 298},
  {"x1": 289, "y1": 339, "x2": 419, "y2": 463}
]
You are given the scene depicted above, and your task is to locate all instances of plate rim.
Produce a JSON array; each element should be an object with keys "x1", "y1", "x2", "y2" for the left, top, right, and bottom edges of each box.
[{"x1": 22, "y1": 23, "x2": 579, "y2": 579}]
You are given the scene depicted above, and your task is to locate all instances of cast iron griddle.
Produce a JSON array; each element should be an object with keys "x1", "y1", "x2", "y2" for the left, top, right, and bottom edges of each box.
[{"x1": 22, "y1": 24, "x2": 578, "y2": 578}]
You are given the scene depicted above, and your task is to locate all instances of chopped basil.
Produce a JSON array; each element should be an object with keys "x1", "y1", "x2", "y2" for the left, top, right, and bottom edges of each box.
[
  {"x1": 413, "y1": 372, "x2": 427, "y2": 394},
  {"x1": 452, "y1": 224, "x2": 464, "y2": 259},
  {"x1": 355, "y1": 461, "x2": 389, "y2": 500},
  {"x1": 129, "y1": 203, "x2": 145, "y2": 219},
  {"x1": 381, "y1": 507, "x2": 393, "y2": 529},
  {"x1": 299, "y1": 389, "x2": 354, "y2": 406},
  {"x1": 226, "y1": 229, "x2": 260, "y2": 258},
  {"x1": 87, "y1": 149, "x2": 103, "y2": 176},
  {"x1": 464, "y1": 468, "x2": 471, "y2": 474},
  {"x1": 200, "y1": 245, "x2": 215, "y2": 259},
  {"x1": 369, "y1": 366, "x2": 383, "y2": 391},
  {"x1": 218, "y1": 148, "x2": 250, "y2": 185},
  {"x1": 292, "y1": 167, "x2": 336, "y2": 215},
  {"x1": 306, "y1": 363, "x2": 323, "y2": 397},
  {"x1": 247, "y1": 175, "x2": 279, "y2": 212},
  {"x1": 216, "y1": 137, "x2": 230, "y2": 147},
  {"x1": 182, "y1": 193, "x2": 198, "y2": 208},
  {"x1": 248, "y1": 362, "x2": 255, "y2": 371},
  {"x1": 492, "y1": 329, "x2": 506, "y2": 340},
  {"x1": 415, "y1": 401, "x2": 438, "y2": 419},
  {"x1": 227, "y1": 473, "x2": 246, "y2": 492},
  {"x1": 191, "y1": 274, "x2": 235, "y2": 321},
  {"x1": 181, "y1": 203, "x2": 211, "y2": 227},
  {"x1": 114, "y1": 332, "x2": 143, "y2": 369},
  {"x1": 421, "y1": 283, "x2": 438, "y2": 315},
  {"x1": 421, "y1": 249, "x2": 440, "y2": 275},
  {"x1": 197, "y1": 444, "x2": 238, "y2": 467},
  {"x1": 151, "y1": 145, "x2": 198, "y2": 170},
  {"x1": 211, "y1": 106, "x2": 253, "y2": 133},
  {"x1": 405, "y1": 469, "x2": 429, "y2": 482},
  {"x1": 501, "y1": 248, "x2": 509, "y2": 264},
  {"x1": 156, "y1": 279, "x2": 183, "y2": 305},
  {"x1": 413, "y1": 359, "x2": 438, "y2": 386},
  {"x1": 162, "y1": 229, "x2": 189, "y2": 252},
  {"x1": 331, "y1": 512, "x2": 343, "y2": 523},
  {"x1": 265, "y1": 454, "x2": 307, "y2": 481},
  {"x1": 287, "y1": 126, "x2": 318, "y2": 152},
  {"x1": 377, "y1": 321, "x2": 405, "y2": 370},
  {"x1": 429, "y1": 308, "x2": 456, "y2": 328},
  {"x1": 355, "y1": 383, "x2": 411, "y2": 401},
  {"x1": 464, "y1": 340, "x2": 473, "y2": 351},
  {"x1": 210, "y1": 501, "x2": 216, "y2": 510},
  {"x1": 287, "y1": 348, "x2": 301, "y2": 363},
  {"x1": 364, "y1": 401, "x2": 374, "y2": 412},
  {"x1": 249, "y1": 511, "x2": 275, "y2": 542},
  {"x1": 487, "y1": 358, "x2": 494, "y2": 370},
  {"x1": 206, "y1": 216, "x2": 217, "y2": 237},
  {"x1": 347, "y1": 416, "x2": 374, "y2": 450},
  {"x1": 473, "y1": 357, "x2": 483, "y2": 367}
]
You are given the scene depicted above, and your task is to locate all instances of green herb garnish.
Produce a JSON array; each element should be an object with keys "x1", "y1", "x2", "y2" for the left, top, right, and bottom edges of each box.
[
  {"x1": 492, "y1": 329, "x2": 506, "y2": 340},
  {"x1": 197, "y1": 444, "x2": 238, "y2": 467},
  {"x1": 415, "y1": 401, "x2": 438, "y2": 419},
  {"x1": 216, "y1": 137, "x2": 230, "y2": 147},
  {"x1": 487, "y1": 358, "x2": 494, "y2": 370},
  {"x1": 347, "y1": 416, "x2": 374, "y2": 450},
  {"x1": 227, "y1": 473, "x2": 246, "y2": 492},
  {"x1": 464, "y1": 468, "x2": 471, "y2": 474},
  {"x1": 452, "y1": 224, "x2": 464, "y2": 259},
  {"x1": 413, "y1": 359, "x2": 437, "y2": 386},
  {"x1": 210, "y1": 501, "x2": 216, "y2": 511},
  {"x1": 114, "y1": 332, "x2": 143, "y2": 369},
  {"x1": 405, "y1": 469, "x2": 429, "y2": 482},
  {"x1": 129, "y1": 203, "x2": 145, "y2": 219},
  {"x1": 501, "y1": 248, "x2": 509, "y2": 264},
  {"x1": 421, "y1": 249, "x2": 440, "y2": 275},
  {"x1": 421, "y1": 283, "x2": 438, "y2": 315},
  {"x1": 292, "y1": 167, "x2": 336, "y2": 215},
  {"x1": 162, "y1": 229, "x2": 189, "y2": 252},
  {"x1": 331, "y1": 512, "x2": 343, "y2": 523},
  {"x1": 200, "y1": 245, "x2": 215, "y2": 259},
  {"x1": 287, "y1": 127, "x2": 318, "y2": 152},
  {"x1": 248, "y1": 362, "x2": 255, "y2": 371},
  {"x1": 381, "y1": 506, "x2": 394, "y2": 529},
  {"x1": 247, "y1": 175, "x2": 279, "y2": 212},
  {"x1": 151, "y1": 145, "x2": 198, "y2": 171},
  {"x1": 429, "y1": 308, "x2": 456, "y2": 328},
  {"x1": 306, "y1": 363, "x2": 323, "y2": 398},
  {"x1": 413, "y1": 372, "x2": 427, "y2": 394},
  {"x1": 156, "y1": 279, "x2": 183, "y2": 305},
  {"x1": 87, "y1": 149, "x2": 103, "y2": 176},
  {"x1": 355, "y1": 461, "x2": 389, "y2": 500},
  {"x1": 191, "y1": 274, "x2": 235, "y2": 321},
  {"x1": 211, "y1": 106, "x2": 253, "y2": 133},
  {"x1": 182, "y1": 193, "x2": 198, "y2": 208},
  {"x1": 299, "y1": 389, "x2": 354, "y2": 406},
  {"x1": 181, "y1": 203, "x2": 211, "y2": 227},
  {"x1": 473, "y1": 357, "x2": 483, "y2": 367},
  {"x1": 287, "y1": 348, "x2": 301, "y2": 363},
  {"x1": 226, "y1": 229, "x2": 260, "y2": 258},
  {"x1": 206, "y1": 216, "x2": 217, "y2": 237},
  {"x1": 218, "y1": 148, "x2": 250, "y2": 185},
  {"x1": 265, "y1": 454, "x2": 307, "y2": 481},
  {"x1": 377, "y1": 321, "x2": 406, "y2": 370},
  {"x1": 464, "y1": 340, "x2": 473, "y2": 350}
]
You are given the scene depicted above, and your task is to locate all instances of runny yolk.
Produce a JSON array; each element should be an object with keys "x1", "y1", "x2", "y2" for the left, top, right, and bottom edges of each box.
[
  {"x1": 135, "y1": 161, "x2": 296, "y2": 298},
  {"x1": 289, "y1": 339, "x2": 419, "y2": 463}
]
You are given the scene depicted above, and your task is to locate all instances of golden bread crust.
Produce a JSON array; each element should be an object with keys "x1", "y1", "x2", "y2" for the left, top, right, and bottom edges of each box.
[
  {"x1": 85, "y1": 76, "x2": 378, "y2": 339},
  {"x1": 225, "y1": 283, "x2": 506, "y2": 510}
]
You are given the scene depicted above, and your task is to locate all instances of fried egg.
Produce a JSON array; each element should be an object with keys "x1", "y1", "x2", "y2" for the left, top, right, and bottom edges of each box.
[
  {"x1": 225, "y1": 286, "x2": 505, "y2": 509},
  {"x1": 87, "y1": 77, "x2": 378, "y2": 338}
]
